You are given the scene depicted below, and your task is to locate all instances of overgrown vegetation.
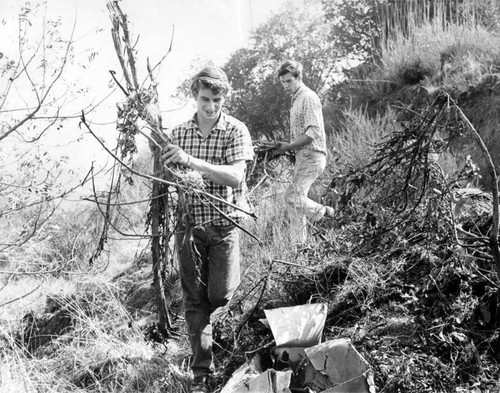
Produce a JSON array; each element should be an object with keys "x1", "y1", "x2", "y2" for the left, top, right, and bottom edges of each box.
[{"x1": 3, "y1": 0, "x2": 500, "y2": 392}]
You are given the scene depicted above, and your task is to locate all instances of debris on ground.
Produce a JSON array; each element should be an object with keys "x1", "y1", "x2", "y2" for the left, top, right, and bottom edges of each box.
[{"x1": 221, "y1": 304, "x2": 375, "y2": 392}]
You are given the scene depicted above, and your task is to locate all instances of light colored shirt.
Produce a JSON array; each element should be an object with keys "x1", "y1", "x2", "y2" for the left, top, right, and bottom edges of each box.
[
  {"x1": 290, "y1": 83, "x2": 327, "y2": 155},
  {"x1": 170, "y1": 112, "x2": 254, "y2": 226}
]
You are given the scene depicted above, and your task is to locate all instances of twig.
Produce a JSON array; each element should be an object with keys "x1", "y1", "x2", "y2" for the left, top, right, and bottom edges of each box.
[
  {"x1": 203, "y1": 199, "x2": 260, "y2": 244},
  {"x1": 453, "y1": 98, "x2": 500, "y2": 272},
  {"x1": 82, "y1": 191, "x2": 170, "y2": 206},
  {"x1": 235, "y1": 259, "x2": 274, "y2": 342},
  {"x1": 245, "y1": 341, "x2": 275, "y2": 355},
  {"x1": 248, "y1": 173, "x2": 268, "y2": 196},
  {"x1": 471, "y1": 264, "x2": 499, "y2": 289},
  {"x1": 271, "y1": 258, "x2": 319, "y2": 271},
  {"x1": 115, "y1": 2, "x2": 139, "y2": 90},
  {"x1": 0, "y1": 281, "x2": 44, "y2": 308},
  {"x1": 143, "y1": 24, "x2": 175, "y2": 85},
  {"x1": 136, "y1": 123, "x2": 165, "y2": 149},
  {"x1": 109, "y1": 70, "x2": 128, "y2": 96},
  {"x1": 88, "y1": 163, "x2": 118, "y2": 265}
]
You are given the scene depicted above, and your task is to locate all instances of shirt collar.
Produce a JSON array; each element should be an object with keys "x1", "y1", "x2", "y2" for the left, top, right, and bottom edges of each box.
[
  {"x1": 291, "y1": 82, "x2": 305, "y2": 102},
  {"x1": 189, "y1": 112, "x2": 230, "y2": 133}
]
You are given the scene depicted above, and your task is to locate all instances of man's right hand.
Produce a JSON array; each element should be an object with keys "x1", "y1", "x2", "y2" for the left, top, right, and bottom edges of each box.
[
  {"x1": 161, "y1": 144, "x2": 192, "y2": 167},
  {"x1": 277, "y1": 141, "x2": 291, "y2": 152}
]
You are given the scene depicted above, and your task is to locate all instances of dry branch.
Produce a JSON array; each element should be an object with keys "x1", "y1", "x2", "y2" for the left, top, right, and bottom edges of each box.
[
  {"x1": 327, "y1": 92, "x2": 499, "y2": 271},
  {"x1": 453, "y1": 100, "x2": 500, "y2": 272},
  {"x1": 107, "y1": 0, "x2": 174, "y2": 338}
]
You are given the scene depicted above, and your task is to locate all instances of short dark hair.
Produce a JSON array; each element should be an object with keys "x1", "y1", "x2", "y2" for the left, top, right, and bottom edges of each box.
[
  {"x1": 277, "y1": 60, "x2": 303, "y2": 79},
  {"x1": 190, "y1": 66, "x2": 231, "y2": 96}
]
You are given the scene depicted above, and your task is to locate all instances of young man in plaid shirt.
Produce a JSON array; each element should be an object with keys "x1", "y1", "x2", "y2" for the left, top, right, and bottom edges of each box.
[
  {"x1": 276, "y1": 60, "x2": 334, "y2": 246},
  {"x1": 162, "y1": 66, "x2": 254, "y2": 393}
]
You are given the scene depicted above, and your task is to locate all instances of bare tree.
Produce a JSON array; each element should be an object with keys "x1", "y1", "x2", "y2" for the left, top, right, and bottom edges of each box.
[{"x1": 0, "y1": 2, "x2": 92, "y2": 255}]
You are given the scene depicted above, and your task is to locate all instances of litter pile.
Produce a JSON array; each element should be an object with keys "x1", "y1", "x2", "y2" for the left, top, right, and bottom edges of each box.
[{"x1": 221, "y1": 304, "x2": 375, "y2": 393}]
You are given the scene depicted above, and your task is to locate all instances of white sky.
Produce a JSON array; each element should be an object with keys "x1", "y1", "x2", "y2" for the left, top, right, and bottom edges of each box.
[
  {"x1": 0, "y1": 0, "x2": 298, "y2": 187},
  {"x1": 2, "y1": 0, "x2": 296, "y2": 121}
]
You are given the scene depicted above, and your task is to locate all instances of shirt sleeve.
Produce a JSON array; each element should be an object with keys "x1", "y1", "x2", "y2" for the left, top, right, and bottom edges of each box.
[
  {"x1": 226, "y1": 124, "x2": 254, "y2": 164},
  {"x1": 302, "y1": 95, "x2": 323, "y2": 142}
]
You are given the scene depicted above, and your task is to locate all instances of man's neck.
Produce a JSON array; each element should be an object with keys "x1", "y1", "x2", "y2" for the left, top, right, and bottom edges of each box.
[
  {"x1": 196, "y1": 114, "x2": 219, "y2": 137},
  {"x1": 291, "y1": 81, "x2": 303, "y2": 96}
]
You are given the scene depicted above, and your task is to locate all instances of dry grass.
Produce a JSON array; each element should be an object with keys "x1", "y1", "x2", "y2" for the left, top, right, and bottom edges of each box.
[
  {"x1": 363, "y1": 16, "x2": 500, "y2": 99},
  {"x1": 0, "y1": 177, "x2": 188, "y2": 392},
  {"x1": 0, "y1": 274, "x2": 192, "y2": 393},
  {"x1": 333, "y1": 107, "x2": 401, "y2": 171}
]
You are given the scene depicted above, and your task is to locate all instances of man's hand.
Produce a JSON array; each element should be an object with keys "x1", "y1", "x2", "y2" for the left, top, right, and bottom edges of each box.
[
  {"x1": 161, "y1": 144, "x2": 246, "y2": 188},
  {"x1": 161, "y1": 144, "x2": 191, "y2": 167},
  {"x1": 277, "y1": 135, "x2": 313, "y2": 152},
  {"x1": 277, "y1": 141, "x2": 292, "y2": 152}
]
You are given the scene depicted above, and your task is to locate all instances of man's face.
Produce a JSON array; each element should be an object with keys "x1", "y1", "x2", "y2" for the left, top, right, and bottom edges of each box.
[
  {"x1": 279, "y1": 72, "x2": 301, "y2": 95},
  {"x1": 194, "y1": 87, "x2": 225, "y2": 123}
]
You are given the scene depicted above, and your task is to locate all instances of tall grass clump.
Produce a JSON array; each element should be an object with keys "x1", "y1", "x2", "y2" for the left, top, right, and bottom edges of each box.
[
  {"x1": 240, "y1": 182, "x2": 306, "y2": 306},
  {"x1": 1, "y1": 301, "x2": 83, "y2": 393},
  {"x1": 238, "y1": 154, "x2": 344, "y2": 310},
  {"x1": 367, "y1": 10, "x2": 500, "y2": 98},
  {"x1": 333, "y1": 107, "x2": 401, "y2": 171}
]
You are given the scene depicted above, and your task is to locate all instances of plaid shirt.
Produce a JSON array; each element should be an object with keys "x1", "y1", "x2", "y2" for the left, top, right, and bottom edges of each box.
[
  {"x1": 170, "y1": 112, "x2": 254, "y2": 227},
  {"x1": 290, "y1": 84, "x2": 327, "y2": 155}
]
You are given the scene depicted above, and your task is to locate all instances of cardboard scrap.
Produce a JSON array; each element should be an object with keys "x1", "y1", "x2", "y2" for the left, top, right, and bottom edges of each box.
[
  {"x1": 305, "y1": 338, "x2": 369, "y2": 383},
  {"x1": 247, "y1": 369, "x2": 292, "y2": 393},
  {"x1": 220, "y1": 355, "x2": 262, "y2": 393},
  {"x1": 264, "y1": 303, "x2": 327, "y2": 347},
  {"x1": 300, "y1": 338, "x2": 375, "y2": 393},
  {"x1": 322, "y1": 372, "x2": 374, "y2": 393}
]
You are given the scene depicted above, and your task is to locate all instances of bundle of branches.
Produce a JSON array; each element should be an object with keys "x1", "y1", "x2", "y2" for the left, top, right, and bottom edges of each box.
[
  {"x1": 77, "y1": 1, "x2": 179, "y2": 340},
  {"x1": 247, "y1": 141, "x2": 295, "y2": 189},
  {"x1": 252, "y1": 141, "x2": 294, "y2": 161}
]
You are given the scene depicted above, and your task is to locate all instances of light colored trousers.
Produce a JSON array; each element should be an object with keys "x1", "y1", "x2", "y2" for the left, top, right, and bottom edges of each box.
[{"x1": 284, "y1": 148, "x2": 327, "y2": 244}]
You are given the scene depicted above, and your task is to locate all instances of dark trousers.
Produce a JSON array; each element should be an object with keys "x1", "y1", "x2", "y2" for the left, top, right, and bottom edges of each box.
[{"x1": 175, "y1": 224, "x2": 241, "y2": 377}]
